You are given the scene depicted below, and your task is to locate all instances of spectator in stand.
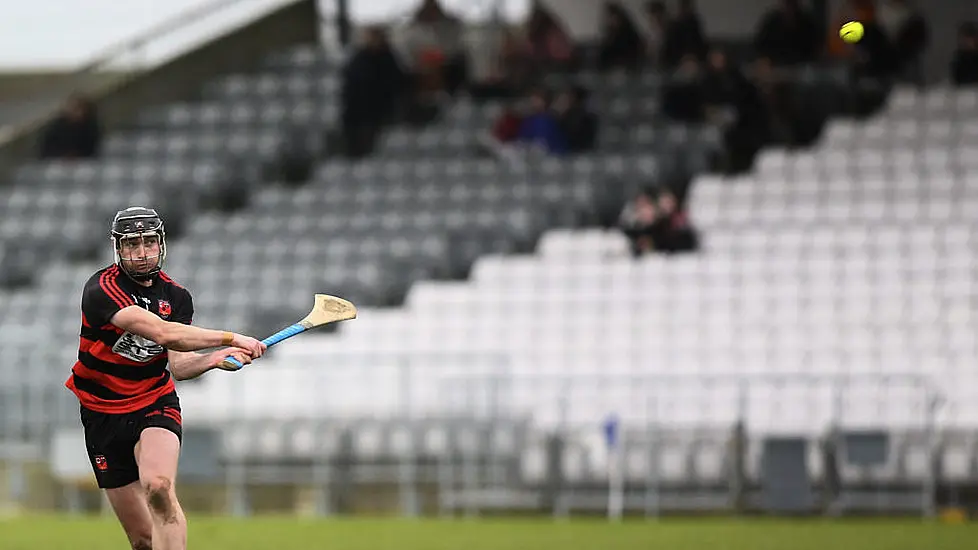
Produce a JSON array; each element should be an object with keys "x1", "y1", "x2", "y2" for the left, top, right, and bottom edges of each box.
[
  {"x1": 340, "y1": 26, "x2": 407, "y2": 158},
  {"x1": 700, "y1": 49, "x2": 744, "y2": 126},
  {"x1": 619, "y1": 187, "x2": 698, "y2": 257},
  {"x1": 553, "y1": 85, "x2": 598, "y2": 154},
  {"x1": 619, "y1": 188, "x2": 659, "y2": 257},
  {"x1": 401, "y1": 0, "x2": 468, "y2": 98},
  {"x1": 597, "y1": 2, "x2": 645, "y2": 72},
  {"x1": 701, "y1": 49, "x2": 770, "y2": 173},
  {"x1": 644, "y1": 1, "x2": 670, "y2": 68},
  {"x1": 491, "y1": 101, "x2": 524, "y2": 144},
  {"x1": 750, "y1": 56, "x2": 806, "y2": 146},
  {"x1": 479, "y1": 98, "x2": 526, "y2": 163},
  {"x1": 470, "y1": 28, "x2": 536, "y2": 101},
  {"x1": 852, "y1": 19, "x2": 898, "y2": 78},
  {"x1": 661, "y1": 0, "x2": 707, "y2": 68},
  {"x1": 517, "y1": 87, "x2": 568, "y2": 156},
  {"x1": 951, "y1": 23, "x2": 978, "y2": 86},
  {"x1": 39, "y1": 94, "x2": 101, "y2": 160},
  {"x1": 654, "y1": 189, "x2": 699, "y2": 253},
  {"x1": 876, "y1": 0, "x2": 929, "y2": 82},
  {"x1": 526, "y1": 1, "x2": 576, "y2": 71},
  {"x1": 753, "y1": 0, "x2": 821, "y2": 66},
  {"x1": 661, "y1": 54, "x2": 705, "y2": 122}
]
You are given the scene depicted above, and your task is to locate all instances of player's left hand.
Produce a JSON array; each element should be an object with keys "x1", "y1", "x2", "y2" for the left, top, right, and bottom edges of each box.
[{"x1": 211, "y1": 348, "x2": 254, "y2": 371}]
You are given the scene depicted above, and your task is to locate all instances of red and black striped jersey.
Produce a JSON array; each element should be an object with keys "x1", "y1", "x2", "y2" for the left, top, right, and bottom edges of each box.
[{"x1": 65, "y1": 265, "x2": 193, "y2": 414}]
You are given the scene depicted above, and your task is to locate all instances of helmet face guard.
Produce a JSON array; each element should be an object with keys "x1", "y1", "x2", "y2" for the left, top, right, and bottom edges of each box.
[{"x1": 111, "y1": 207, "x2": 166, "y2": 282}]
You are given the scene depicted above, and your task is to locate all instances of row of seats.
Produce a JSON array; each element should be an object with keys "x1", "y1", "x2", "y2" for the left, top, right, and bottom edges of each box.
[
  {"x1": 9, "y1": 160, "x2": 226, "y2": 190},
  {"x1": 758, "y1": 150, "x2": 978, "y2": 171},
  {"x1": 694, "y1": 200, "x2": 978, "y2": 226},
  {"x1": 882, "y1": 87, "x2": 978, "y2": 114},
  {"x1": 135, "y1": 99, "x2": 338, "y2": 128},
  {"x1": 107, "y1": 121, "x2": 718, "y2": 161},
  {"x1": 99, "y1": 132, "x2": 288, "y2": 160},
  {"x1": 177, "y1": 352, "x2": 943, "y2": 428},
  {"x1": 200, "y1": 74, "x2": 340, "y2": 101},
  {"x1": 292, "y1": 335, "x2": 975, "y2": 368},
  {"x1": 539, "y1": 226, "x2": 973, "y2": 255},
  {"x1": 824, "y1": 119, "x2": 978, "y2": 142},
  {"x1": 6, "y1": 154, "x2": 657, "y2": 184}
]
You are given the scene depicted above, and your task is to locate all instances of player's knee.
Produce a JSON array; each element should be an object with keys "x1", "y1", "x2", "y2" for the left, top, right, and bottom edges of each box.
[
  {"x1": 143, "y1": 475, "x2": 171, "y2": 500},
  {"x1": 143, "y1": 475, "x2": 177, "y2": 522}
]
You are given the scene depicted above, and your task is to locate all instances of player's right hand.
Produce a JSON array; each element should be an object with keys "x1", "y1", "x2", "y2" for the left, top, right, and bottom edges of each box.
[
  {"x1": 231, "y1": 333, "x2": 266, "y2": 358},
  {"x1": 214, "y1": 348, "x2": 254, "y2": 371}
]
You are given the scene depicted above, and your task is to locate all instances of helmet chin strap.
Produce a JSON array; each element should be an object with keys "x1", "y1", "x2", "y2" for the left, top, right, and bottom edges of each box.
[
  {"x1": 118, "y1": 256, "x2": 162, "y2": 282},
  {"x1": 115, "y1": 248, "x2": 164, "y2": 282}
]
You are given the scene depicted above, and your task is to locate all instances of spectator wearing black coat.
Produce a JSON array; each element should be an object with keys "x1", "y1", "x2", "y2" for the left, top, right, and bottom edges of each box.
[
  {"x1": 341, "y1": 26, "x2": 407, "y2": 158},
  {"x1": 644, "y1": 1, "x2": 670, "y2": 67},
  {"x1": 852, "y1": 19, "x2": 899, "y2": 78},
  {"x1": 554, "y1": 86, "x2": 598, "y2": 154},
  {"x1": 526, "y1": 1, "x2": 577, "y2": 70},
  {"x1": 653, "y1": 189, "x2": 698, "y2": 254},
  {"x1": 619, "y1": 188, "x2": 659, "y2": 257},
  {"x1": 597, "y1": 2, "x2": 645, "y2": 72},
  {"x1": 40, "y1": 94, "x2": 101, "y2": 159},
  {"x1": 661, "y1": 54, "x2": 705, "y2": 123},
  {"x1": 753, "y1": 0, "x2": 821, "y2": 66},
  {"x1": 876, "y1": 0, "x2": 930, "y2": 71},
  {"x1": 952, "y1": 23, "x2": 978, "y2": 86},
  {"x1": 877, "y1": 0, "x2": 929, "y2": 80},
  {"x1": 661, "y1": 0, "x2": 707, "y2": 68},
  {"x1": 701, "y1": 50, "x2": 770, "y2": 173}
]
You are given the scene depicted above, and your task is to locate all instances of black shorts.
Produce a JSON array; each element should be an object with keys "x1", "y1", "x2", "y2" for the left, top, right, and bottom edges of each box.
[{"x1": 80, "y1": 393, "x2": 183, "y2": 489}]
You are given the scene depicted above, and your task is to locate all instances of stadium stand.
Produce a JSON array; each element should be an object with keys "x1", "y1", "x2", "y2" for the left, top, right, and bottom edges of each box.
[
  {"x1": 0, "y1": 41, "x2": 725, "y2": 436},
  {"x1": 180, "y1": 81, "x2": 975, "y2": 515},
  {"x1": 1, "y1": 1, "x2": 977, "y2": 520}
]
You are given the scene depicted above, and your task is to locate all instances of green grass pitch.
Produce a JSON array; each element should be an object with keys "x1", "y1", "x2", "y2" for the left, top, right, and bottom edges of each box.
[{"x1": 1, "y1": 516, "x2": 975, "y2": 550}]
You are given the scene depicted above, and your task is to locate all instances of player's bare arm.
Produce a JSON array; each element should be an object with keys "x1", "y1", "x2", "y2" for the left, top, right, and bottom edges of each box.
[
  {"x1": 167, "y1": 348, "x2": 253, "y2": 380},
  {"x1": 110, "y1": 305, "x2": 266, "y2": 357}
]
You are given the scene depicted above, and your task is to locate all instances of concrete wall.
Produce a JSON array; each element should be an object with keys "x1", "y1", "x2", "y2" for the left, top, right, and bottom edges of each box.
[{"x1": 0, "y1": 0, "x2": 319, "y2": 176}]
